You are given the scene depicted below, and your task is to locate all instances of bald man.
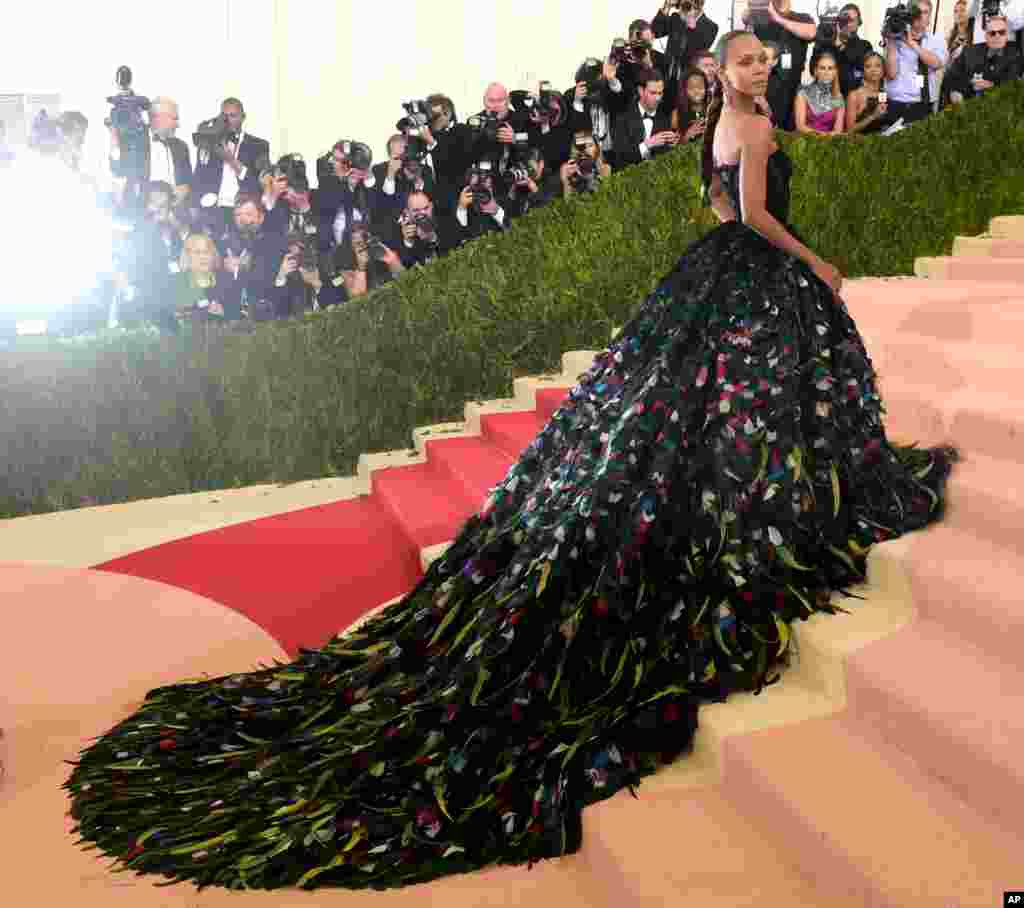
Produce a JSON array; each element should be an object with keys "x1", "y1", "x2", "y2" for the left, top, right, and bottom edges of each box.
[
  {"x1": 468, "y1": 81, "x2": 536, "y2": 186},
  {"x1": 109, "y1": 94, "x2": 192, "y2": 203}
]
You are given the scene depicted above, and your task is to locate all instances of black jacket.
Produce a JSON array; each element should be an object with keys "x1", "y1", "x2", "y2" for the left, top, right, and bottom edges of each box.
[
  {"x1": 192, "y1": 132, "x2": 269, "y2": 202},
  {"x1": 612, "y1": 103, "x2": 675, "y2": 169},
  {"x1": 111, "y1": 131, "x2": 192, "y2": 188},
  {"x1": 651, "y1": 9, "x2": 720, "y2": 102},
  {"x1": 397, "y1": 215, "x2": 462, "y2": 269},
  {"x1": 812, "y1": 33, "x2": 874, "y2": 95},
  {"x1": 940, "y1": 42, "x2": 1023, "y2": 105}
]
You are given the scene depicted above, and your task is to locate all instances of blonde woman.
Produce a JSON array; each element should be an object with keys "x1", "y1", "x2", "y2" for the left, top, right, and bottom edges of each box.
[{"x1": 171, "y1": 232, "x2": 236, "y2": 331}]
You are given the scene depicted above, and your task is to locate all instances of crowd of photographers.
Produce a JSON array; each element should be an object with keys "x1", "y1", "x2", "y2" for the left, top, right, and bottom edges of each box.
[{"x1": 5, "y1": 0, "x2": 1024, "y2": 339}]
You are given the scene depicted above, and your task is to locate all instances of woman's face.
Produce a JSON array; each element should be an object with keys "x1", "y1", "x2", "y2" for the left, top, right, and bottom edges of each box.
[
  {"x1": 686, "y1": 75, "x2": 706, "y2": 105},
  {"x1": 954, "y1": 0, "x2": 967, "y2": 21},
  {"x1": 722, "y1": 35, "x2": 770, "y2": 97},
  {"x1": 814, "y1": 56, "x2": 837, "y2": 84},
  {"x1": 188, "y1": 240, "x2": 215, "y2": 274},
  {"x1": 863, "y1": 54, "x2": 884, "y2": 84}
]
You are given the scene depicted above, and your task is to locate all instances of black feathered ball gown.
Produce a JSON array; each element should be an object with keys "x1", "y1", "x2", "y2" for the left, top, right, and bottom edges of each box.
[{"x1": 64, "y1": 147, "x2": 956, "y2": 890}]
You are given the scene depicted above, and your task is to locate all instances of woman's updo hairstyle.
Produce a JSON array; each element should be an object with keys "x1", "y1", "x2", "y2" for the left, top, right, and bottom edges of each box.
[{"x1": 700, "y1": 29, "x2": 756, "y2": 199}]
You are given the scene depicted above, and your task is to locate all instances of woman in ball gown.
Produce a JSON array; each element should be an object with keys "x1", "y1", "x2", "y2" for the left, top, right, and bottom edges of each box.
[{"x1": 64, "y1": 29, "x2": 956, "y2": 891}]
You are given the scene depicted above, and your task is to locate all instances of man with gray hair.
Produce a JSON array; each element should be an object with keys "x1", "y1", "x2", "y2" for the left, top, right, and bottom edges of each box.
[{"x1": 109, "y1": 94, "x2": 192, "y2": 203}]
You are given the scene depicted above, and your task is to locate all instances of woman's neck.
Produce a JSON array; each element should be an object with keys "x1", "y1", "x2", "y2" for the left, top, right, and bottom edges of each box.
[
  {"x1": 192, "y1": 271, "x2": 215, "y2": 288},
  {"x1": 863, "y1": 77, "x2": 881, "y2": 91},
  {"x1": 726, "y1": 92, "x2": 757, "y2": 115}
]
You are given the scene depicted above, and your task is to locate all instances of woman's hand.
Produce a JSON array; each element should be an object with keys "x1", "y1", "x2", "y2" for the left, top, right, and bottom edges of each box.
[{"x1": 811, "y1": 258, "x2": 844, "y2": 295}]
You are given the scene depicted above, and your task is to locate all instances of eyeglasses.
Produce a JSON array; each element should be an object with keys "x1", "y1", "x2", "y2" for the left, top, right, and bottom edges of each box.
[{"x1": 987, "y1": 29, "x2": 1007, "y2": 35}]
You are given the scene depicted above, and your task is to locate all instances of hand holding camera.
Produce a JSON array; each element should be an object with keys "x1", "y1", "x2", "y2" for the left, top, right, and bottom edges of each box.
[
  {"x1": 645, "y1": 130, "x2": 678, "y2": 149},
  {"x1": 496, "y1": 124, "x2": 515, "y2": 145},
  {"x1": 683, "y1": 120, "x2": 706, "y2": 141},
  {"x1": 278, "y1": 253, "x2": 300, "y2": 282}
]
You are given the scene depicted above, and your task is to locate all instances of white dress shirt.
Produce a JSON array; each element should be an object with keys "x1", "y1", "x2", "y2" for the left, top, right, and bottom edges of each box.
[
  {"x1": 217, "y1": 130, "x2": 247, "y2": 207},
  {"x1": 149, "y1": 135, "x2": 177, "y2": 186},
  {"x1": 638, "y1": 103, "x2": 657, "y2": 161}
]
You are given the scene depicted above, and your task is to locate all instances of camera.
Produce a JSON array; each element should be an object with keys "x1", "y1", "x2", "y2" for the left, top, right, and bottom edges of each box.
[
  {"x1": 351, "y1": 225, "x2": 390, "y2": 260},
  {"x1": 397, "y1": 100, "x2": 432, "y2": 134},
  {"x1": 335, "y1": 140, "x2": 373, "y2": 172},
  {"x1": 816, "y1": 3, "x2": 849, "y2": 43},
  {"x1": 398, "y1": 209, "x2": 436, "y2": 234},
  {"x1": 882, "y1": 3, "x2": 916, "y2": 40},
  {"x1": 466, "y1": 161, "x2": 495, "y2": 208},
  {"x1": 610, "y1": 36, "x2": 652, "y2": 66},
  {"x1": 193, "y1": 113, "x2": 237, "y2": 154},
  {"x1": 981, "y1": 0, "x2": 1003, "y2": 19},
  {"x1": 105, "y1": 66, "x2": 150, "y2": 180},
  {"x1": 575, "y1": 58, "x2": 605, "y2": 97},
  {"x1": 466, "y1": 110, "x2": 502, "y2": 143},
  {"x1": 267, "y1": 153, "x2": 309, "y2": 194}
]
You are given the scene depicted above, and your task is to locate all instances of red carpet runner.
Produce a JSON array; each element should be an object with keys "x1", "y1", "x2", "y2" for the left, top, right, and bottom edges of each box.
[{"x1": 94, "y1": 390, "x2": 569, "y2": 657}]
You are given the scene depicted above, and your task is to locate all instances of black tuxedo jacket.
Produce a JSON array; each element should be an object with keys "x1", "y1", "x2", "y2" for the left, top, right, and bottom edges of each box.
[
  {"x1": 651, "y1": 10, "x2": 719, "y2": 94},
  {"x1": 192, "y1": 133, "x2": 270, "y2": 202},
  {"x1": 111, "y1": 131, "x2": 192, "y2": 188},
  {"x1": 941, "y1": 42, "x2": 1023, "y2": 104},
  {"x1": 613, "y1": 105, "x2": 674, "y2": 169}
]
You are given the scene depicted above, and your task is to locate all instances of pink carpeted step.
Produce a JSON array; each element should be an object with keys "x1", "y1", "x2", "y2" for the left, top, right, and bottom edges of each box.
[
  {"x1": 370, "y1": 462, "x2": 477, "y2": 554},
  {"x1": 870, "y1": 335, "x2": 1022, "y2": 395},
  {"x1": 953, "y1": 236, "x2": 1024, "y2": 257},
  {"x1": 424, "y1": 435, "x2": 515, "y2": 510},
  {"x1": 902, "y1": 525, "x2": 1024, "y2": 668},
  {"x1": 722, "y1": 715, "x2": 1020, "y2": 908},
  {"x1": 844, "y1": 619, "x2": 1024, "y2": 840},
  {"x1": 894, "y1": 295, "x2": 1024, "y2": 345},
  {"x1": 945, "y1": 452, "x2": 1024, "y2": 554},
  {"x1": 534, "y1": 386, "x2": 573, "y2": 422},
  {"x1": 582, "y1": 785, "x2": 857, "y2": 907},
  {"x1": 947, "y1": 387, "x2": 1024, "y2": 464},
  {"x1": 480, "y1": 409, "x2": 547, "y2": 459},
  {"x1": 925, "y1": 256, "x2": 1024, "y2": 281},
  {"x1": 871, "y1": 376, "x2": 950, "y2": 448}
]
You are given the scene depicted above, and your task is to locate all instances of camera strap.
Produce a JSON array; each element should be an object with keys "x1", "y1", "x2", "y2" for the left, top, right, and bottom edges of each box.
[{"x1": 918, "y1": 54, "x2": 931, "y2": 105}]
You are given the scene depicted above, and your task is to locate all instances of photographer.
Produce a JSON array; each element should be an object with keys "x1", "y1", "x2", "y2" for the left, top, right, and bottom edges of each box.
[
  {"x1": 109, "y1": 96, "x2": 192, "y2": 205},
  {"x1": 812, "y1": 4, "x2": 874, "y2": 95},
  {"x1": 671, "y1": 67, "x2": 711, "y2": 141},
  {"x1": 466, "y1": 83, "x2": 534, "y2": 186},
  {"x1": 741, "y1": 0, "x2": 818, "y2": 131},
  {"x1": 560, "y1": 127, "x2": 612, "y2": 198},
  {"x1": 315, "y1": 139, "x2": 381, "y2": 267},
  {"x1": 454, "y1": 161, "x2": 509, "y2": 240},
  {"x1": 322, "y1": 224, "x2": 404, "y2": 303},
  {"x1": 965, "y1": 0, "x2": 1024, "y2": 46},
  {"x1": 651, "y1": 0, "x2": 720, "y2": 108},
  {"x1": 192, "y1": 98, "x2": 270, "y2": 233},
  {"x1": 617, "y1": 21, "x2": 671, "y2": 112},
  {"x1": 882, "y1": 2, "x2": 948, "y2": 127},
  {"x1": 272, "y1": 233, "x2": 325, "y2": 318},
  {"x1": 505, "y1": 147, "x2": 561, "y2": 220},
  {"x1": 397, "y1": 191, "x2": 459, "y2": 268},
  {"x1": 941, "y1": 13, "x2": 1023, "y2": 105},
  {"x1": 612, "y1": 67, "x2": 678, "y2": 168},
  {"x1": 261, "y1": 154, "x2": 316, "y2": 239},
  {"x1": 418, "y1": 94, "x2": 475, "y2": 213},
  {"x1": 566, "y1": 57, "x2": 629, "y2": 171},
  {"x1": 371, "y1": 133, "x2": 436, "y2": 241},
  {"x1": 513, "y1": 84, "x2": 573, "y2": 174},
  {"x1": 218, "y1": 192, "x2": 287, "y2": 323}
]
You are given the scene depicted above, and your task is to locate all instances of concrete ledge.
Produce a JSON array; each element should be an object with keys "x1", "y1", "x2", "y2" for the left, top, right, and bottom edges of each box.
[{"x1": 989, "y1": 215, "x2": 1024, "y2": 239}]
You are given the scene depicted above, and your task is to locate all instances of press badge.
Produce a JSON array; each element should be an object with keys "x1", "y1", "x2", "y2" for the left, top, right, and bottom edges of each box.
[
  {"x1": 915, "y1": 74, "x2": 925, "y2": 89},
  {"x1": 781, "y1": 52, "x2": 792, "y2": 69}
]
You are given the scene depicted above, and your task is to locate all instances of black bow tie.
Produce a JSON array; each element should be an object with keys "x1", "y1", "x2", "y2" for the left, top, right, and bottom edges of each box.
[{"x1": 642, "y1": 113, "x2": 654, "y2": 121}]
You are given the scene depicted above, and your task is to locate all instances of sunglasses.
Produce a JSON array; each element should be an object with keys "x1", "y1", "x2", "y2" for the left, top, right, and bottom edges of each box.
[{"x1": 987, "y1": 29, "x2": 1007, "y2": 35}]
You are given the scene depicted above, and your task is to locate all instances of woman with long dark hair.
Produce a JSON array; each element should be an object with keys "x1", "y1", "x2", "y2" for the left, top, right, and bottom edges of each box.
[{"x1": 63, "y1": 29, "x2": 957, "y2": 893}]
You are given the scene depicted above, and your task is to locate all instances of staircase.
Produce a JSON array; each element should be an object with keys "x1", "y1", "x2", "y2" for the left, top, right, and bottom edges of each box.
[
  {"x1": 6, "y1": 219, "x2": 1024, "y2": 908},
  {"x1": 339, "y1": 216, "x2": 1024, "y2": 906}
]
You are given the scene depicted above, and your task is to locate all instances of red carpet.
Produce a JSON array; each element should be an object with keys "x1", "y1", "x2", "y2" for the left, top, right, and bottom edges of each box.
[{"x1": 94, "y1": 387, "x2": 569, "y2": 658}]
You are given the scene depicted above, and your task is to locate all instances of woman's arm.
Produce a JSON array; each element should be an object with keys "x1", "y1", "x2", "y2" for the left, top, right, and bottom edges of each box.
[
  {"x1": 830, "y1": 105, "x2": 845, "y2": 134},
  {"x1": 739, "y1": 116, "x2": 823, "y2": 269},
  {"x1": 793, "y1": 94, "x2": 813, "y2": 134},
  {"x1": 845, "y1": 89, "x2": 864, "y2": 131},
  {"x1": 706, "y1": 171, "x2": 737, "y2": 224}
]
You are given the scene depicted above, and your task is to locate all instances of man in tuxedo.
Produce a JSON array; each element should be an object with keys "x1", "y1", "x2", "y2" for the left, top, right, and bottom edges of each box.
[
  {"x1": 943, "y1": 13, "x2": 1023, "y2": 105},
  {"x1": 419, "y1": 94, "x2": 475, "y2": 214},
  {"x1": 466, "y1": 82, "x2": 534, "y2": 189},
  {"x1": 192, "y1": 98, "x2": 270, "y2": 234},
  {"x1": 396, "y1": 191, "x2": 460, "y2": 268},
  {"x1": 566, "y1": 56, "x2": 630, "y2": 171},
  {"x1": 109, "y1": 96, "x2": 192, "y2": 206},
  {"x1": 218, "y1": 193, "x2": 288, "y2": 322},
  {"x1": 612, "y1": 67, "x2": 679, "y2": 169},
  {"x1": 371, "y1": 133, "x2": 437, "y2": 244}
]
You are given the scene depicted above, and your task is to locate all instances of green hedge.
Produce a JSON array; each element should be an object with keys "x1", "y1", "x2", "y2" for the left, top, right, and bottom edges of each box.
[{"x1": 3, "y1": 83, "x2": 1024, "y2": 519}]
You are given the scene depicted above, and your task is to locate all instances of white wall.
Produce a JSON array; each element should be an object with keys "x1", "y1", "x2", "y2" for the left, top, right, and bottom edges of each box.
[{"x1": 3, "y1": 1, "x2": 950, "y2": 187}]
